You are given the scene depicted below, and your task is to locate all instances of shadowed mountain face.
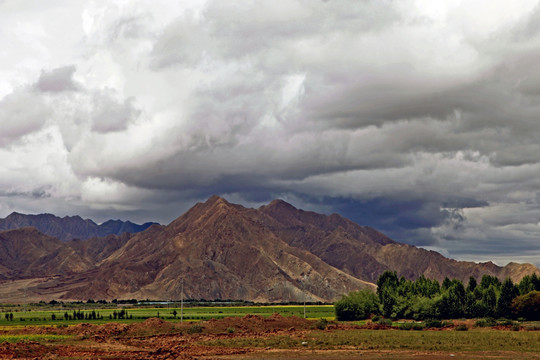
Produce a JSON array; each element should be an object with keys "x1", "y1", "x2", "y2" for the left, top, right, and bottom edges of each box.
[
  {"x1": 0, "y1": 196, "x2": 538, "y2": 303},
  {"x1": 0, "y1": 212, "x2": 156, "y2": 241}
]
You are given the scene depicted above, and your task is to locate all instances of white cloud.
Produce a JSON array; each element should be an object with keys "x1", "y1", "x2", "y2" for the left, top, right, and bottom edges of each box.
[
  {"x1": 0, "y1": 90, "x2": 49, "y2": 146},
  {"x1": 34, "y1": 65, "x2": 78, "y2": 93}
]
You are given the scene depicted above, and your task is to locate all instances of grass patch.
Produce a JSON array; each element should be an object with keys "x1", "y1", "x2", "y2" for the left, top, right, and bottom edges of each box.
[
  {"x1": 205, "y1": 335, "x2": 301, "y2": 349},
  {"x1": 305, "y1": 329, "x2": 540, "y2": 352},
  {"x1": 204, "y1": 329, "x2": 540, "y2": 353},
  {"x1": 0, "y1": 334, "x2": 73, "y2": 343}
]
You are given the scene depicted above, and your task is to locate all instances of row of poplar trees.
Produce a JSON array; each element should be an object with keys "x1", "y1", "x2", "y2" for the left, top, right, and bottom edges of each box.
[{"x1": 335, "y1": 271, "x2": 540, "y2": 321}]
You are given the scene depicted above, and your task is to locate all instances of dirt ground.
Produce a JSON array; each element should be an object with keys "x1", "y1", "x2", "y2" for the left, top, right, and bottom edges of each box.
[{"x1": 0, "y1": 315, "x2": 538, "y2": 360}]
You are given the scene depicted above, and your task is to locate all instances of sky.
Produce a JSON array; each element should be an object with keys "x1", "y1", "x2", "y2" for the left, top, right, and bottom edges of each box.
[{"x1": 1, "y1": 0, "x2": 540, "y2": 267}]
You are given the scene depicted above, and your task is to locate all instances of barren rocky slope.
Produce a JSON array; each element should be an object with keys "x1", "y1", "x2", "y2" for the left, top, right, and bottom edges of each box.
[
  {"x1": 251, "y1": 199, "x2": 537, "y2": 283},
  {"x1": 0, "y1": 196, "x2": 538, "y2": 302},
  {"x1": 58, "y1": 196, "x2": 373, "y2": 301}
]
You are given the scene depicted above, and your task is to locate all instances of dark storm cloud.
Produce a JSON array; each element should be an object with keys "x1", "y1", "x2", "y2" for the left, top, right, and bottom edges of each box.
[
  {"x1": 2, "y1": 0, "x2": 540, "y2": 266},
  {"x1": 0, "y1": 187, "x2": 50, "y2": 199}
]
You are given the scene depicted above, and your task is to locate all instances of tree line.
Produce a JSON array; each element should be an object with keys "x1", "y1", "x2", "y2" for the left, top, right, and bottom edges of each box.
[{"x1": 335, "y1": 271, "x2": 540, "y2": 321}]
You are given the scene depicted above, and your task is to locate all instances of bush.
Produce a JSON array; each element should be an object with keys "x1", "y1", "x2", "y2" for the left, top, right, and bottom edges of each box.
[
  {"x1": 398, "y1": 322, "x2": 423, "y2": 330},
  {"x1": 424, "y1": 319, "x2": 446, "y2": 328},
  {"x1": 226, "y1": 327, "x2": 235, "y2": 334},
  {"x1": 474, "y1": 317, "x2": 497, "y2": 328},
  {"x1": 511, "y1": 291, "x2": 540, "y2": 320},
  {"x1": 314, "y1": 318, "x2": 329, "y2": 330},
  {"x1": 455, "y1": 324, "x2": 468, "y2": 331},
  {"x1": 376, "y1": 318, "x2": 393, "y2": 326},
  {"x1": 187, "y1": 324, "x2": 203, "y2": 334},
  {"x1": 398, "y1": 322, "x2": 414, "y2": 330},
  {"x1": 334, "y1": 290, "x2": 380, "y2": 321}
]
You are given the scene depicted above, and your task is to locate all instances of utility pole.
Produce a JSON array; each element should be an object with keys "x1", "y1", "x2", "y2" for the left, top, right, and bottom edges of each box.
[
  {"x1": 24, "y1": 287, "x2": 28, "y2": 313},
  {"x1": 302, "y1": 279, "x2": 306, "y2": 319},
  {"x1": 180, "y1": 278, "x2": 184, "y2": 323}
]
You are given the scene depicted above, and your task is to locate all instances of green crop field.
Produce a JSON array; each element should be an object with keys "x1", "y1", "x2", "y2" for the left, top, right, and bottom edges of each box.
[
  {"x1": 205, "y1": 328, "x2": 540, "y2": 353},
  {"x1": 0, "y1": 305, "x2": 335, "y2": 327}
]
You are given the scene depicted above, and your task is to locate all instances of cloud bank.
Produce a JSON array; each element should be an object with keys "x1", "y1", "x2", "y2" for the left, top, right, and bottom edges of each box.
[{"x1": 1, "y1": 0, "x2": 540, "y2": 266}]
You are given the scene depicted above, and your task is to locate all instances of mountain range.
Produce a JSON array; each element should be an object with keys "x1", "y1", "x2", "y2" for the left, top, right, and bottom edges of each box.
[
  {"x1": 0, "y1": 212, "x2": 156, "y2": 241},
  {"x1": 0, "y1": 196, "x2": 538, "y2": 303}
]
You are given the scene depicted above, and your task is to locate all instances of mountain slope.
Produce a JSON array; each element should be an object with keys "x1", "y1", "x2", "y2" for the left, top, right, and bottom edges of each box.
[
  {"x1": 0, "y1": 228, "x2": 133, "y2": 280},
  {"x1": 254, "y1": 199, "x2": 536, "y2": 284},
  {"x1": 0, "y1": 212, "x2": 156, "y2": 240},
  {"x1": 58, "y1": 196, "x2": 373, "y2": 301},
  {"x1": 0, "y1": 196, "x2": 538, "y2": 303}
]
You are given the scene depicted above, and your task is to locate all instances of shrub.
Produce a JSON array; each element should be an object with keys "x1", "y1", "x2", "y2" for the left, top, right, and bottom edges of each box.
[
  {"x1": 376, "y1": 318, "x2": 393, "y2": 326},
  {"x1": 511, "y1": 291, "x2": 540, "y2": 320},
  {"x1": 398, "y1": 322, "x2": 414, "y2": 330},
  {"x1": 455, "y1": 324, "x2": 468, "y2": 331},
  {"x1": 334, "y1": 290, "x2": 380, "y2": 321},
  {"x1": 314, "y1": 318, "x2": 329, "y2": 330},
  {"x1": 424, "y1": 319, "x2": 444, "y2": 328},
  {"x1": 187, "y1": 324, "x2": 203, "y2": 334},
  {"x1": 474, "y1": 317, "x2": 496, "y2": 328},
  {"x1": 226, "y1": 327, "x2": 235, "y2": 334}
]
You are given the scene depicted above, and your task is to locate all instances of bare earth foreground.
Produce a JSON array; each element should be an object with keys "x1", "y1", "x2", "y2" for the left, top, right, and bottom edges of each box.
[{"x1": 0, "y1": 315, "x2": 539, "y2": 359}]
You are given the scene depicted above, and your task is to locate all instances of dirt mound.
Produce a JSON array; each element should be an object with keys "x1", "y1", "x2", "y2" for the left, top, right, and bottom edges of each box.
[
  {"x1": 202, "y1": 314, "x2": 313, "y2": 334},
  {"x1": 127, "y1": 317, "x2": 176, "y2": 335},
  {"x1": 0, "y1": 341, "x2": 49, "y2": 358}
]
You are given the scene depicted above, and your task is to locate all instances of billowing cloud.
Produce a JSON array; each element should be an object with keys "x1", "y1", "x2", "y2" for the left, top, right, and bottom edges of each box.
[
  {"x1": 0, "y1": 91, "x2": 49, "y2": 146},
  {"x1": 1, "y1": 0, "x2": 540, "y2": 266},
  {"x1": 34, "y1": 65, "x2": 78, "y2": 93}
]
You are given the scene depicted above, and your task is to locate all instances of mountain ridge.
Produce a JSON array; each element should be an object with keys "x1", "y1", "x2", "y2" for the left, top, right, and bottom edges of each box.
[
  {"x1": 0, "y1": 212, "x2": 157, "y2": 241},
  {"x1": 0, "y1": 196, "x2": 538, "y2": 303}
]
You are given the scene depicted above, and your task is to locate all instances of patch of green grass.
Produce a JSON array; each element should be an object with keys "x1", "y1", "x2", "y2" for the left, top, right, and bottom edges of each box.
[
  {"x1": 206, "y1": 328, "x2": 540, "y2": 353},
  {"x1": 0, "y1": 334, "x2": 73, "y2": 343},
  {"x1": 305, "y1": 329, "x2": 540, "y2": 352},
  {"x1": 205, "y1": 335, "x2": 302, "y2": 349}
]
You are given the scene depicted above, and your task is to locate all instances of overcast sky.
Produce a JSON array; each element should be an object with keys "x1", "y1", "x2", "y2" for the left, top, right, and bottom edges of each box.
[{"x1": 1, "y1": 0, "x2": 540, "y2": 267}]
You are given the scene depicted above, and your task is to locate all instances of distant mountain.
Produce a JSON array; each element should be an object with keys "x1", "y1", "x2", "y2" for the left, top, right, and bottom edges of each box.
[
  {"x1": 0, "y1": 227, "x2": 133, "y2": 280},
  {"x1": 253, "y1": 199, "x2": 535, "y2": 284},
  {"x1": 0, "y1": 196, "x2": 538, "y2": 303},
  {"x1": 0, "y1": 212, "x2": 157, "y2": 240}
]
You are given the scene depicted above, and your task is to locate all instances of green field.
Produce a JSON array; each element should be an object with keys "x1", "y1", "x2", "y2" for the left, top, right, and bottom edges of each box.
[
  {"x1": 206, "y1": 328, "x2": 540, "y2": 353},
  {"x1": 0, "y1": 305, "x2": 335, "y2": 327}
]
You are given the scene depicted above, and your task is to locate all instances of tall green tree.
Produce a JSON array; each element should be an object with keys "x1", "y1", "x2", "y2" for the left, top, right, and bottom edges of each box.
[
  {"x1": 497, "y1": 278, "x2": 519, "y2": 318},
  {"x1": 482, "y1": 285, "x2": 498, "y2": 317},
  {"x1": 466, "y1": 276, "x2": 477, "y2": 293}
]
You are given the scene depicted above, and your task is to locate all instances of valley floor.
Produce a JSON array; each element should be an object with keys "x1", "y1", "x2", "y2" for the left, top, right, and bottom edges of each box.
[{"x1": 0, "y1": 315, "x2": 539, "y2": 359}]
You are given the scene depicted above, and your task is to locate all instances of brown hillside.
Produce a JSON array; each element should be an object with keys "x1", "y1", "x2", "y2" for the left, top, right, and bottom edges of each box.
[
  {"x1": 0, "y1": 196, "x2": 538, "y2": 303},
  {"x1": 57, "y1": 196, "x2": 373, "y2": 302}
]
